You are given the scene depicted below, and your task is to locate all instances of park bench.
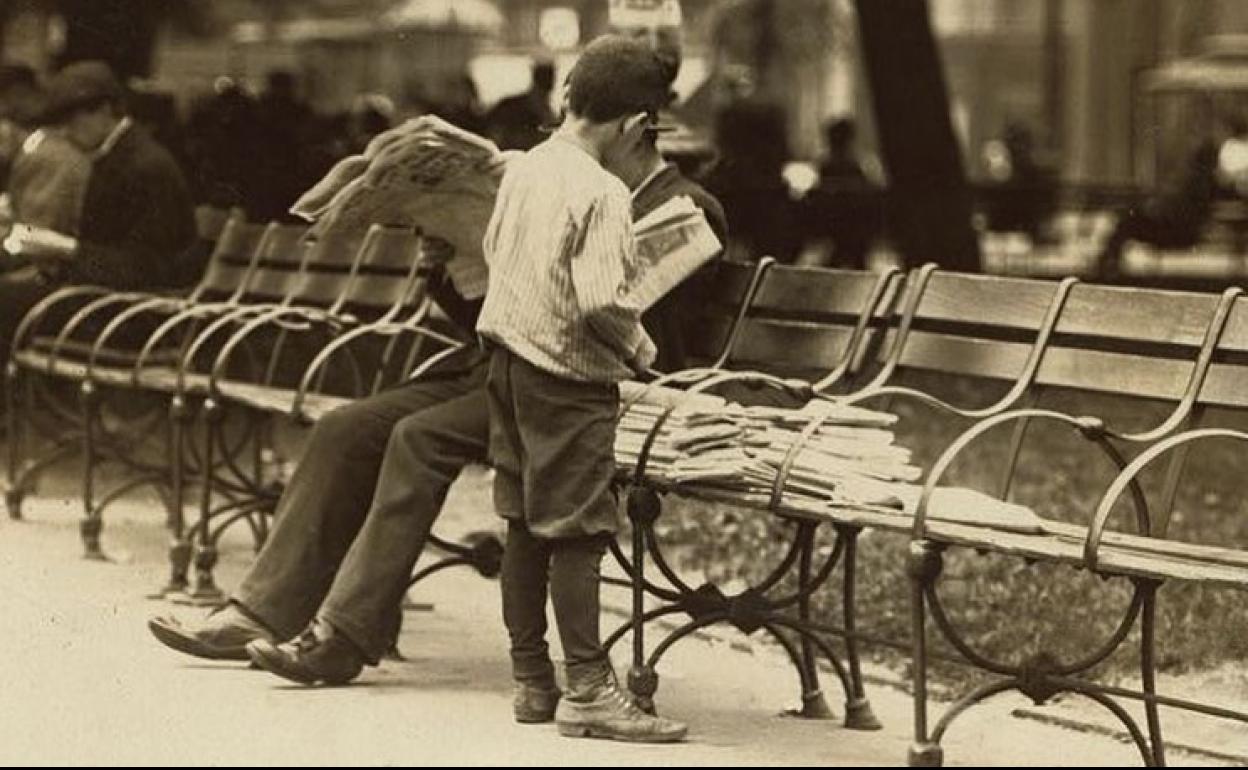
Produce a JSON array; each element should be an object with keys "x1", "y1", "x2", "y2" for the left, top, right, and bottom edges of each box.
[
  {"x1": 614, "y1": 261, "x2": 1248, "y2": 766},
  {"x1": 5, "y1": 221, "x2": 439, "y2": 592},
  {"x1": 9, "y1": 238, "x2": 1247, "y2": 766}
]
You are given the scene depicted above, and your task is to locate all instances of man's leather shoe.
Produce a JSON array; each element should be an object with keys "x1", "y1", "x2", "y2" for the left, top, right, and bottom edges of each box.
[
  {"x1": 246, "y1": 621, "x2": 365, "y2": 686},
  {"x1": 148, "y1": 606, "x2": 275, "y2": 661}
]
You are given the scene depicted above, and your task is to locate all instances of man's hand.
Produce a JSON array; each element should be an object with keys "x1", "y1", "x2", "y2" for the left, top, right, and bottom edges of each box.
[
  {"x1": 417, "y1": 235, "x2": 456, "y2": 269},
  {"x1": 5, "y1": 223, "x2": 76, "y2": 260}
]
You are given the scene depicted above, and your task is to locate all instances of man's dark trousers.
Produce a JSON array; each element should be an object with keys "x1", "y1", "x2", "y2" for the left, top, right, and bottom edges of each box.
[{"x1": 232, "y1": 353, "x2": 489, "y2": 662}]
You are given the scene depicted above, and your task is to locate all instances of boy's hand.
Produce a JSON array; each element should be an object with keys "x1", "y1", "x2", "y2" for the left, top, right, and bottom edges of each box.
[{"x1": 627, "y1": 334, "x2": 657, "y2": 377}]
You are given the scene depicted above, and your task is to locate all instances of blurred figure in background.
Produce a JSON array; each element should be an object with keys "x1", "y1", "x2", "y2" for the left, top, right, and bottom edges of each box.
[
  {"x1": 347, "y1": 93, "x2": 396, "y2": 155},
  {"x1": 1215, "y1": 114, "x2": 1248, "y2": 198},
  {"x1": 701, "y1": 99, "x2": 800, "y2": 263},
  {"x1": 128, "y1": 87, "x2": 188, "y2": 174},
  {"x1": 0, "y1": 64, "x2": 42, "y2": 191},
  {"x1": 185, "y1": 77, "x2": 261, "y2": 216},
  {"x1": 2, "y1": 118, "x2": 92, "y2": 271},
  {"x1": 801, "y1": 117, "x2": 882, "y2": 269},
  {"x1": 484, "y1": 60, "x2": 555, "y2": 151},
  {"x1": 254, "y1": 70, "x2": 313, "y2": 221},
  {"x1": 432, "y1": 73, "x2": 484, "y2": 134},
  {"x1": 1097, "y1": 133, "x2": 1221, "y2": 279},
  {"x1": 1, "y1": 62, "x2": 194, "y2": 389},
  {"x1": 980, "y1": 121, "x2": 1056, "y2": 242}
]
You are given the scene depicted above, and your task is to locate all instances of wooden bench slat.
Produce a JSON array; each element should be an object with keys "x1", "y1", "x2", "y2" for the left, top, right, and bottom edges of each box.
[
  {"x1": 906, "y1": 272, "x2": 1062, "y2": 331},
  {"x1": 885, "y1": 329, "x2": 1206, "y2": 401},
  {"x1": 661, "y1": 484, "x2": 1248, "y2": 589},
  {"x1": 1197, "y1": 363, "x2": 1248, "y2": 409},
  {"x1": 732, "y1": 321, "x2": 855, "y2": 372},
  {"x1": 750, "y1": 267, "x2": 891, "y2": 318},
  {"x1": 1053, "y1": 284, "x2": 1223, "y2": 347},
  {"x1": 1044, "y1": 520, "x2": 1248, "y2": 569},
  {"x1": 1216, "y1": 299, "x2": 1248, "y2": 354}
]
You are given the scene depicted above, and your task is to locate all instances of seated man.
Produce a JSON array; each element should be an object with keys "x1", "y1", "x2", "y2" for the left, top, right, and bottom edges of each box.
[
  {"x1": 1, "y1": 61, "x2": 194, "y2": 381},
  {"x1": 149, "y1": 125, "x2": 727, "y2": 688}
]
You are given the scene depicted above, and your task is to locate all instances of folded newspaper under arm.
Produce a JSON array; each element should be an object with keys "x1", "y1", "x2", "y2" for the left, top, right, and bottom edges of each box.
[{"x1": 628, "y1": 195, "x2": 723, "y2": 310}]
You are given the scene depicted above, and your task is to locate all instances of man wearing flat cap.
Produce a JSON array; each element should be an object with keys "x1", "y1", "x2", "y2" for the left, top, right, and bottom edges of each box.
[{"x1": 0, "y1": 61, "x2": 195, "y2": 382}]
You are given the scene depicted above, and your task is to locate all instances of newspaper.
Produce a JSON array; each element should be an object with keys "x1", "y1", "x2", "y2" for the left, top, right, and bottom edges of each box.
[
  {"x1": 290, "y1": 115, "x2": 510, "y2": 299},
  {"x1": 292, "y1": 118, "x2": 721, "y2": 305},
  {"x1": 628, "y1": 195, "x2": 723, "y2": 310}
]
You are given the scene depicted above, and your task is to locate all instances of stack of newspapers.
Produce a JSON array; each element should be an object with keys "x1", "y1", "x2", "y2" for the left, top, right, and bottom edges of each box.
[
  {"x1": 614, "y1": 382, "x2": 1046, "y2": 533},
  {"x1": 615, "y1": 384, "x2": 919, "y2": 509}
]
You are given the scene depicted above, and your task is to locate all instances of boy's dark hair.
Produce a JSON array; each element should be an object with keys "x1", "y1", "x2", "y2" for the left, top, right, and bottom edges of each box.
[{"x1": 566, "y1": 35, "x2": 668, "y2": 124}]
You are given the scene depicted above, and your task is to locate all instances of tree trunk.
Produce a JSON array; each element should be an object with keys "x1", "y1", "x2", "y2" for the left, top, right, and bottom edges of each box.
[{"x1": 852, "y1": 0, "x2": 980, "y2": 272}]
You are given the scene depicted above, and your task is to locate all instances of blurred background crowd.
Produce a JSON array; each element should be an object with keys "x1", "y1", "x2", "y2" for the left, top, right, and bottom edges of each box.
[{"x1": 3, "y1": 0, "x2": 1248, "y2": 284}]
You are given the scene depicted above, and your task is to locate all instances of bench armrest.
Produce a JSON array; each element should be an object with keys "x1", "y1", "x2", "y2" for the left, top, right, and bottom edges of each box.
[
  {"x1": 38, "y1": 292, "x2": 181, "y2": 376},
  {"x1": 914, "y1": 408, "x2": 1144, "y2": 541},
  {"x1": 842, "y1": 276, "x2": 1080, "y2": 420},
  {"x1": 10, "y1": 285, "x2": 116, "y2": 359},
  {"x1": 84, "y1": 295, "x2": 188, "y2": 379},
  {"x1": 1084, "y1": 427, "x2": 1248, "y2": 570},
  {"x1": 200, "y1": 305, "x2": 362, "y2": 395}
]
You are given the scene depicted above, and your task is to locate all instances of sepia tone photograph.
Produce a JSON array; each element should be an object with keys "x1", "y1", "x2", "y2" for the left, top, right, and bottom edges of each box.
[{"x1": 1, "y1": 0, "x2": 1246, "y2": 765}]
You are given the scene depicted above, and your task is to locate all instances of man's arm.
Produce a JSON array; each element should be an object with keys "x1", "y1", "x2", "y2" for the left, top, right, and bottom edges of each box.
[{"x1": 570, "y1": 190, "x2": 656, "y2": 371}]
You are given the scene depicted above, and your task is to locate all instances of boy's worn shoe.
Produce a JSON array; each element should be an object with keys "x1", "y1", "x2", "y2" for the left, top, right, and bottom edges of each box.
[
  {"x1": 556, "y1": 661, "x2": 687, "y2": 743},
  {"x1": 148, "y1": 605, "x2": 275, "y2": 661},
  {"x1": 514, "y1": 682, "x2": 561, "y2": 724},
  {"x1": 245, "y1": 620, "x2": 365, "y2": 686}
]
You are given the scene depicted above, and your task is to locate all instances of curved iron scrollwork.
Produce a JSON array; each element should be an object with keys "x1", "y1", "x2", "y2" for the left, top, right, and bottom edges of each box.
[{"x1": 606, "y1": 370, "x2": 883, "y2": 728}]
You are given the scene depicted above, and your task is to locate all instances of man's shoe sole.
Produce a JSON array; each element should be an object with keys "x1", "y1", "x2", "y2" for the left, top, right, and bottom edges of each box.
[
  {"x1": 147, "y1": 617, "x2": 250, "y2": 661},
  {"x1": 556, "y1": 723, "x2": 687, "y2": 743}
]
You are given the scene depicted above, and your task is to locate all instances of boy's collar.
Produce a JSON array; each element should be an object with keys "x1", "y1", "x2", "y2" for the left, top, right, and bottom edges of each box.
[{"x1": 551, "y1": 126, "x2": 604, "y2": 163}]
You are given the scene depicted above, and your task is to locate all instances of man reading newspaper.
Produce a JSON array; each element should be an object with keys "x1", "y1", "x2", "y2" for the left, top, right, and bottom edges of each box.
[{"x1": 149, "y1": 95, "x2": 727, "y2": 693}]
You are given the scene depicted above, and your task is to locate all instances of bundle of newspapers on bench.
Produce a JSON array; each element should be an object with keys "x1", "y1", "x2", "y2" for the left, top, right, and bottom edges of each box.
[
  {"x1": 615, "y1": 383, "x2": 1046, "y2": 534},
  {"x1": 291, "y1": 114, "x2": 722, "y2": 308}
]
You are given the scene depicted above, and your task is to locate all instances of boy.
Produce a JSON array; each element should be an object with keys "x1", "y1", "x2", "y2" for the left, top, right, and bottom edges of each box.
[{"x1": 476, "y1": 36, "x2": 686, "y2": 743}]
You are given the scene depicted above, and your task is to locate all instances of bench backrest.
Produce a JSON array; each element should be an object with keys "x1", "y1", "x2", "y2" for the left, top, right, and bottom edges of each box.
[
  {"x1": 845, "y1": 269, "x2": 1246, "y2": 435},
  {"x1": 688, "y1": 261, "x2": 898, "y2": 381},
  {"x1": 338, "y1": 226, "x2": 424, "y2": 318},
  {"x1": 1198, "y1": 294, "x2": 1248, "y2": 409},
  {"x1": 192, "y1": 215, "x2": 268, "y2": 303},
  {"x1": 860, "y1": 269, "x2": 1076, "y2": 392},
  {"x1": 194, "y1": 205, "x2": 235, "y2": 243},
  {"x1": 278, "y1": 229, "x2": 366, "y2": 312},
  {"x1": 234, "y1": 222, "x2": 311, "y2": 304}
]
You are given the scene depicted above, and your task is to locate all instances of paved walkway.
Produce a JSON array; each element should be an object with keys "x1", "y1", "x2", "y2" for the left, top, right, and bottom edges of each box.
[{"x1": 0, "y1": 474, "x2": 1220, "y2": 766}]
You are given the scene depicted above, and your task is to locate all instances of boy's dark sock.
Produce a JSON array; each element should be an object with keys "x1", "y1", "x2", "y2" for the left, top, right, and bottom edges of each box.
[
  {"x1": 549, "y1": 532, "x2": 611, "y2": 666},
  {"x1": 502, "y1": 520, "x2": 555, "y2": 684}
]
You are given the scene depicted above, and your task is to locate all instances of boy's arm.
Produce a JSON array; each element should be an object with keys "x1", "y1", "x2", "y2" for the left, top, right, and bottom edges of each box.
[{"x1": 570, "y1": 191, "x2": 656, "y2": 372}]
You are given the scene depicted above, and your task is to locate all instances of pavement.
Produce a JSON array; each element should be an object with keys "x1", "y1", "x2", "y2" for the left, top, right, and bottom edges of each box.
[{"x1": 0, "y1": 467, "x2": 1233, "y2": 766}]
